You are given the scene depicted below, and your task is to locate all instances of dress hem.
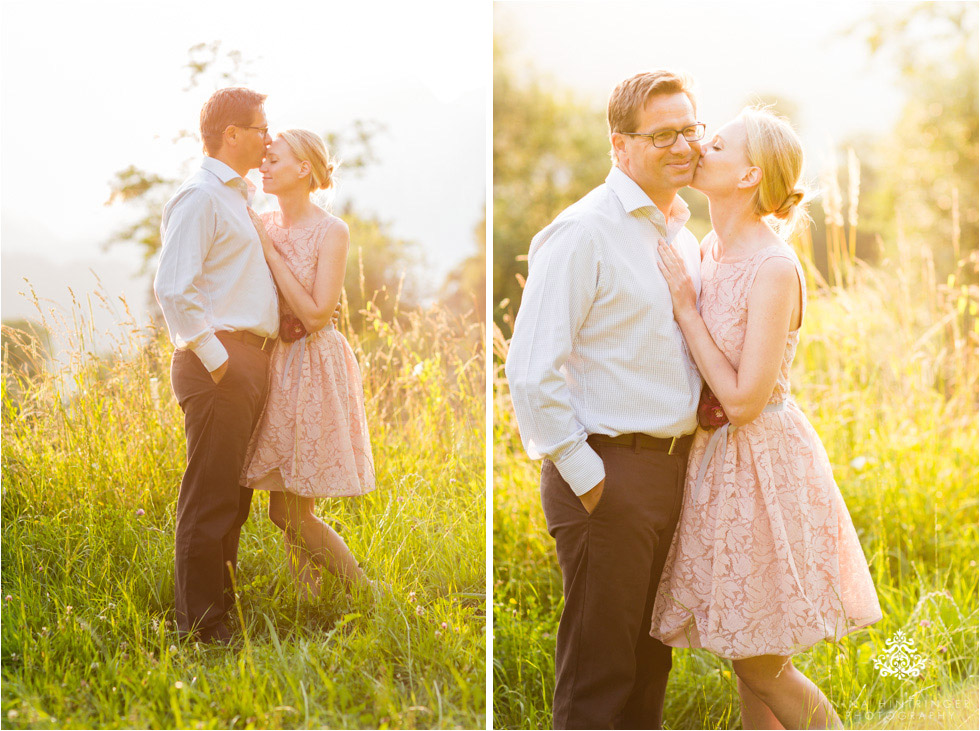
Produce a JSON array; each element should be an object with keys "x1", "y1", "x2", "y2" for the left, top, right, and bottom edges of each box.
[
  {"x1": 651, "y1": 609, "x2": 883, "y2": 661},
  {"x1": 242, "y1": 465, "x2": 376, "y2": 499}
]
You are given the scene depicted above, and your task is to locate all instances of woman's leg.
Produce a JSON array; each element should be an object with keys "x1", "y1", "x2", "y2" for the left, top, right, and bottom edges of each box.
[
  {"x1": 282, "y1": 493, "x2": 370, "y2": 587},
  {"x1": 268, "y1": 488, "x2": 320, "y2": 599},
  {"x1": 732, "y1": 655, "x2": 842, "y2": 730},
  {"x1": 737, "y1": 675, "x2": 785, "y2": 730}
]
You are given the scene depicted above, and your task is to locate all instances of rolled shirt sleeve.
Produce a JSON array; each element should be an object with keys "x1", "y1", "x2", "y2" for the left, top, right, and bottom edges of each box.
[
  {"x1": 505, "y1": 220, "x2": 606, "y2": 496},
  {"x1": 153, "y1": 187, "x2": 229, "y2": 372}
]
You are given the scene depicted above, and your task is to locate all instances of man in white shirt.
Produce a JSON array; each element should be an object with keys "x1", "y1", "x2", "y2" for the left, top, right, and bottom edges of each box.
[
  {"x1": 154, "y1": 87, "x2": 278, "y2": 645},
  {"x1": 505, "y1": 70, "x2": 705, "y2": 729}
]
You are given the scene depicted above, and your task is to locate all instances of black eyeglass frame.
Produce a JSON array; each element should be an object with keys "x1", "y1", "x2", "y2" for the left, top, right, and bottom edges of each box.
[{"x1": 621, "y1": 123, "x2": 706, "y2": 149}]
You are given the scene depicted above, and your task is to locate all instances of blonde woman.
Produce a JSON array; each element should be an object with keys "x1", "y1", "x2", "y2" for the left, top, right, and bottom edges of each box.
[
  {"x1": 241, "y1": 129, "x2": 376, "y2": 598},
  {"x1": 650, "y1": 108, "x2": 881, "y2": 729}
]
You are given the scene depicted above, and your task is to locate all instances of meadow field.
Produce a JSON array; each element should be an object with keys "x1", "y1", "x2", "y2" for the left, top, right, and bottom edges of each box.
[
  {"x1": 1, "y1": 289, "x2": 486, "y2": 729},
  {"x1": 492, "y1": 216, "x2": 979, "y2": 729}
]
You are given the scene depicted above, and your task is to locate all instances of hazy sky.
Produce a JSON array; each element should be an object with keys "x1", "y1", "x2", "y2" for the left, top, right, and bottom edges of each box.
[
  {"x1": 1, "y1": 0, "x2": 486, "y2": 324},
  {"x1": 494, "y1": 1, "x2": 911, "y2": 175}
]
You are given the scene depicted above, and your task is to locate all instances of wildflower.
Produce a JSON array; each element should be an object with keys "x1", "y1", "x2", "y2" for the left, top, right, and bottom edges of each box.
[
  {"x1": 440, "y1": 622, "x2": 448, "y2": 630},
  {"x1": 4, "y1": 595, "x2": 11, "y2": 602},
  {"x1": 169, "y1": 645, "x2": 177, "y2": 653},
  {"x1": 938, "y1": 646, "x2": 947, "y2": 653},
  {"x1": 415, "y1": 605, "x2": 425, "y2": 616},
  {"x1": 919, "y1": 620, "x2": 931, "y2": 628},
  {"x1": 174, "y1": 681, "x2": 184, "y2": 689},
  {"x1": 136, "y1": 508, "x2": 145, "y2": 517},
  {"x1": 408, "y1": 591, "x2": 417, "y2": 603},
  {"x1": 412, "y1": 362, "x2": 424, "y2": 377},
  {"x1": 7, "y1": 711, "x2": 18, "y2": 720},
  {"x1": 435, "y1": 630, "x2": 442, "y2": 638},
  {"x1": 65, "y1": 606, "x2": 73, "y2": 615},
  {"x1": 944, "y1": 590, "x2": 953, "y2": 599},
  {"x1": 850, "y1": 456, "x2": 869, "y2": 470},
  {"x1": 970, "y1": 561, "x2": 977, "y2": 568}
]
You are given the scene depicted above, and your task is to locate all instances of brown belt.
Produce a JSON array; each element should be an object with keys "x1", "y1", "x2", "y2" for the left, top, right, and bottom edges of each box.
[
  {"x1": 216, "y1": 330, "x2": 276, "y2": 353},
  {"x1": 588, "y1": 431, "x2": 695, "y2": 456}
]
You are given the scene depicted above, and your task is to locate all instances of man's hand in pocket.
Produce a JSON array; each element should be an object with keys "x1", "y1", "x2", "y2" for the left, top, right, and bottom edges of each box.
[
  {"x1": 579, "y1": 478, "x2": 605, "y2": 514},
  {"x1": 211, "y1": 360, "x2": 229, "y2": 385}
]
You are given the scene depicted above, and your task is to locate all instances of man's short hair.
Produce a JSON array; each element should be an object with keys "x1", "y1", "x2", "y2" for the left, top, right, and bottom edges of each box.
[
  {"x1": 607, "y1": 70, "x2": 697, "y2": 137},
  {"x1": 199, "y1": 87, "x2": 267, "y2": 156}
]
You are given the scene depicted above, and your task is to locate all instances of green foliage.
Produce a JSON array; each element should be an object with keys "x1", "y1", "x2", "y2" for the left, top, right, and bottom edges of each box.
[
  {"x1": 0, "y1": 292, "x2": 485, "y2": 729},
  {"x1": 849, "y1": 3, "x2": 979, "y2": 277},
  {"x1": 441, "y1": 214, "x2": 487, "y2": 322},
  {"x1": 492, "y1": 38, "x2": 610, "y2": 336}
]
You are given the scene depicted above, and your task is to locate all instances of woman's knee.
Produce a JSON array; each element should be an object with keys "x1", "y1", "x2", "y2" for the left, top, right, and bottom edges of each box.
[{"x1": 733, "y1": 656, "x2": 793, "y2": 695}]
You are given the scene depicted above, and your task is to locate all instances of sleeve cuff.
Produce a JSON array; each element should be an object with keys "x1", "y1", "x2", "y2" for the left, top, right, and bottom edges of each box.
[
  {"x1": 193, "y1": 334, "x2": 229, "y2": 372},
  {"x1": 555, "y1": 442, "x2": 606, "y2": 496}
]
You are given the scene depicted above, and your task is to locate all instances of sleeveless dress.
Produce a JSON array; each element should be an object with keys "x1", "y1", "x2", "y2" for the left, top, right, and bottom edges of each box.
[
  {"x1": 242, "y1": 211, "x2": 375, "y2": 498},
  {"x1": 649, "y1": 238, "x2": 881, "y2": 660}
]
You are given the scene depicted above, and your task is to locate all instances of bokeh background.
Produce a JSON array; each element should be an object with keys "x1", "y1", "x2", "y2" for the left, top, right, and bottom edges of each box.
[
  {"x1": 2, "y1": 0, "x2": 486, "y2": 360},
  {"x1": 493, "y1": 2, "x2": 978, "y2": 729}
]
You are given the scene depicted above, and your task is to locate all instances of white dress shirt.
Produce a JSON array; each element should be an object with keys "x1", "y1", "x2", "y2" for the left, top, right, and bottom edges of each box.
[
  {"x1": 154, "y1": 157, "x2": 279, "y2": 372},
  {"x1": 505, "y1": 166, "x2": 703, "y2": 496}
]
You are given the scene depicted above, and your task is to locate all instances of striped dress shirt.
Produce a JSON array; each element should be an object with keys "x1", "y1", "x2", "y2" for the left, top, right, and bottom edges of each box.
[
  {"x1": 505, "y1": 166, "x2": 703, "y2": 496},
  {"x1": 154, "y1": 157, "x2": 279, "y2": 372}
]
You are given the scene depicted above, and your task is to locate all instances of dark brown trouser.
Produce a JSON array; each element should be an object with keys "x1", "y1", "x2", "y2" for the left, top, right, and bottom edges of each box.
[
  {"x1": 170, "y1": 338, "x2": 269, "y2": 638},
  {"x1": 542, "y1": 436, "x2": 688, "y2": 730}
]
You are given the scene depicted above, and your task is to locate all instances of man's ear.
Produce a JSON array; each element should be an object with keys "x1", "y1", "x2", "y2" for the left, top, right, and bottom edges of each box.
[
  {"x1": 737, "y1": 166, "x2": 762, "y2": 190},
  {"x1": 610, "y1": 133, "x2": 628, "y2": 166},
  {"x1": 223, "y1": 125, "x2": 239, "y2": 150}
]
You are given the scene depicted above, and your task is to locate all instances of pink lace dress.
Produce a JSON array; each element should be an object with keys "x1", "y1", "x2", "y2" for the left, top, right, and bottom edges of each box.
[
  {"x1": 242, "y1": 211, "x2": 375, "y2": 498},
  {"x1": 650, "y1": 239, "x2": 881, "y2": 660}
]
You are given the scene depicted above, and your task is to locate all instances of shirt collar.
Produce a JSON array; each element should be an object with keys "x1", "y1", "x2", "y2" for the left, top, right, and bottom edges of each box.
[
  {"x1": 606, "y1": 165, "x2": 692, "y2": 230},
  {"x1": 202, "y1": 156, "x2": 242, "y2": 183},
  {"x1": 202, "y1": 157, "x2": 255, "y2": 202}
]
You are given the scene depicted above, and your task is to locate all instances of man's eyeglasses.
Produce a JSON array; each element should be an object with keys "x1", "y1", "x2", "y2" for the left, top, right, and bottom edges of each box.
[
  {"x1": 236, "y1": 125, "x2": 269, "y2": 135},
  {"x1": 622, "y1": 123, "x2": 706, "y2": 149}
]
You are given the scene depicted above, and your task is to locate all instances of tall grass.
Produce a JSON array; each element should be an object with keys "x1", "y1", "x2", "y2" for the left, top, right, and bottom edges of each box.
[
  {"x1": 1, "y1": 284, "x2": 486, "y2": 729},
  {"x1": 492, "y1": 170, "x2": 979, "y2": 729}
]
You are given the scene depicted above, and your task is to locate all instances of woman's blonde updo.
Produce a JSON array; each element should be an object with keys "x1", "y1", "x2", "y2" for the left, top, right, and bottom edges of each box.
[
  {"x1": 740, "y1": 107, "x2": 810, "y2": 237},
  {"x1": 278, "y1": 128, "x2": 336, "y2": 192}
]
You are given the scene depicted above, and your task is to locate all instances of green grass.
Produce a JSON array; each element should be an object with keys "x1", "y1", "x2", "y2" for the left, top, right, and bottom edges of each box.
[
  {"x1": 492, "y1": 244, "x2": 979, "y2": 729},
  {"x1": 1, "y1": 294, "x2": 486, "y2": 729}
]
